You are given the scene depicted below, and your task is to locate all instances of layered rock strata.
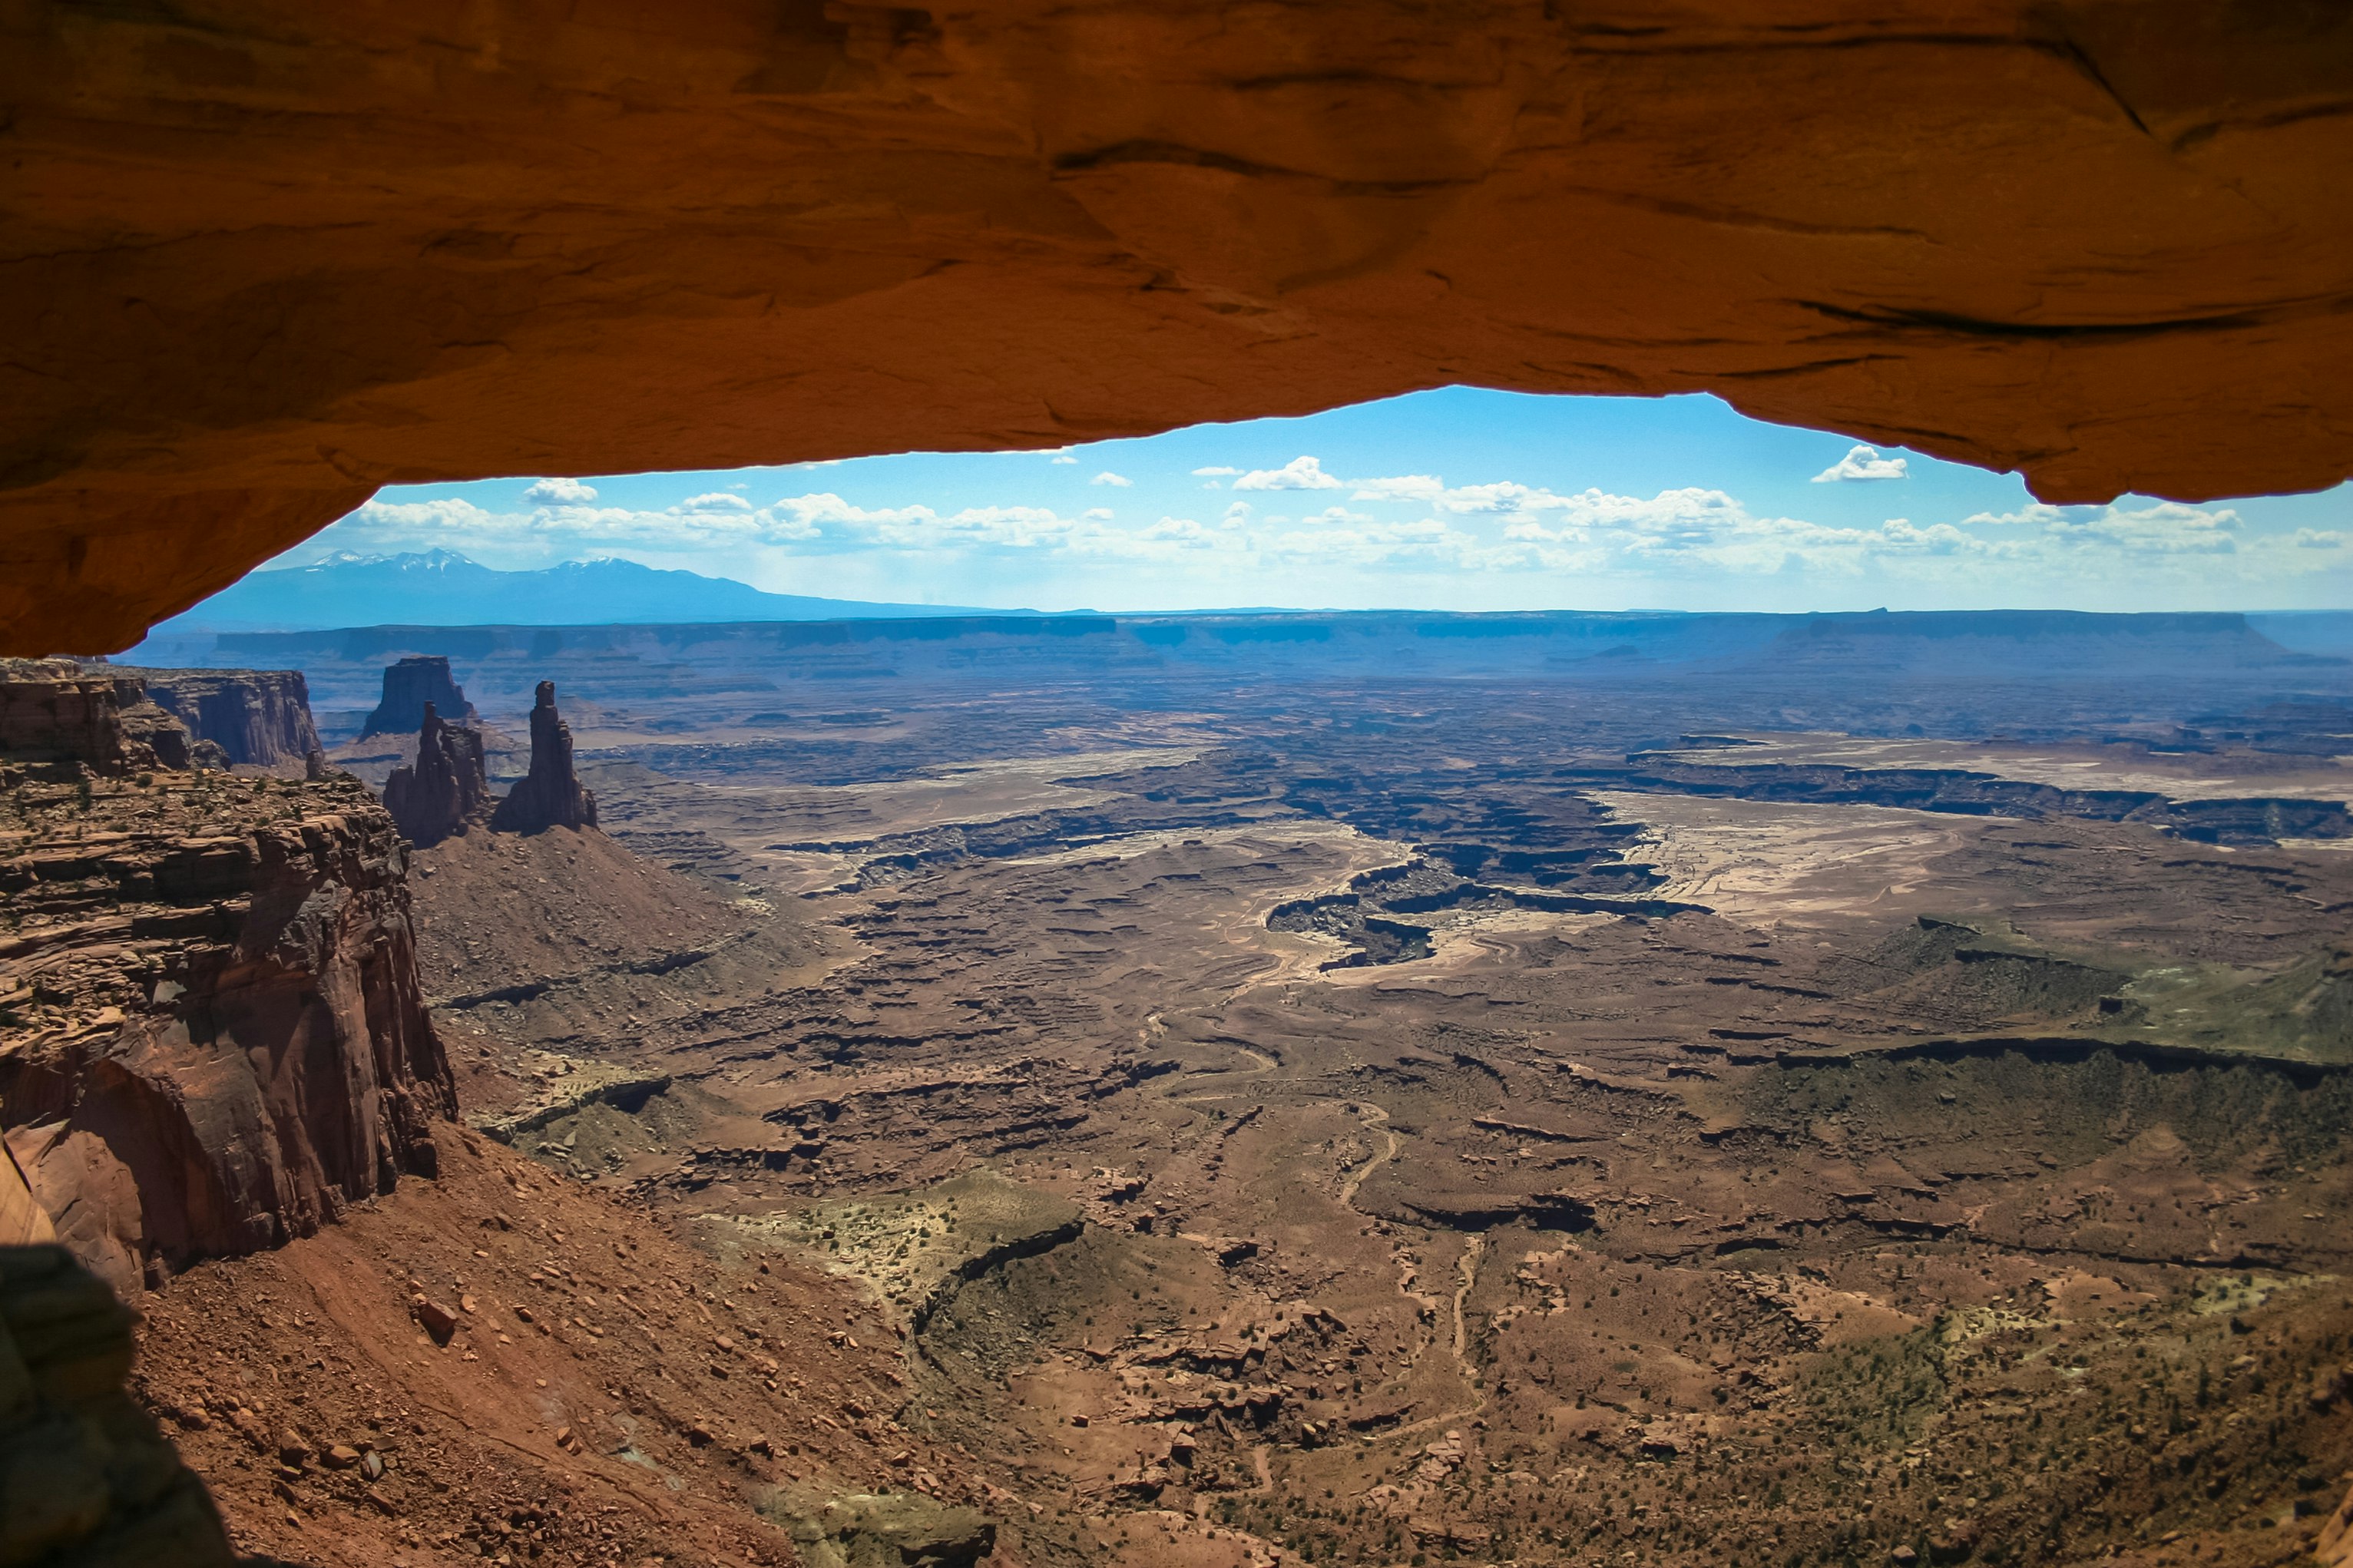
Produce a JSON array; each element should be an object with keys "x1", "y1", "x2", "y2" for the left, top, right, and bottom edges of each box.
[
  {"x1": 0, "y1": 661, "x2": 184, "y2": 777},
  {"x1": 0, "y1": 1244, "x2": 239, "y2": 1566},
  {"x1": 359, "y1": 657, "x2": 475, "y2": 741},
  {"x1": 0, "y1": 759, "x2": 455, "y2": 1296},
  {"x1": 490, "y1": 682, "x2": 597, "y2": 835},
  {"x1": 381, "y1": 703, "x2": 491, "y2": 846},
  {"x1": 108, "y1": 667, "x2": 323, "y2": 772}
]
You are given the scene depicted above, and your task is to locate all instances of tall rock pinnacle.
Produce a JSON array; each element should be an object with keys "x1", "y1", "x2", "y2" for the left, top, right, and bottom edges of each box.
[
  {"x1": 382, "y1": 701, "x2": 491, "y2": 845},
  {"x1": 491, "y1": 680, "x2": 598, "y2": 835}
]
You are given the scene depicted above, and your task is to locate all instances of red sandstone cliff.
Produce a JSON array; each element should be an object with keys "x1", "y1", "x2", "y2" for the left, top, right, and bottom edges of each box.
[
  {"x1": 108, "y1": 665, "x2": 325, "y2": 774},
  {"x1": 0, "y1": 669, "x2": 454, "y2": 1295}
]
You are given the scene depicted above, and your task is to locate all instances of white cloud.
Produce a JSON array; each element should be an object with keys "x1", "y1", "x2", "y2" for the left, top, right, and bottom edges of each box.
[
  {"x1": 1233, "y1": 455, "x2": 1342, "y2": 491},
  {"x1": 353, "y1": 498, "x2": 501, "y2": 532},
  {"x1": 352, "y1": 488, "x2": 826, "y2": 552},
  {"x1": 322, "y1": 456, "x2": 2346, "y2": 602},
  {"x1": 1811, "y1": 445, "x2": 1910, "y2": 483},
  {"x1": 522, "y1": 477, "x2": 598, "y2": 504},
  {"x1": 1050, "y1": 453, "x2": 1079, "y2": 465},
  {"x1": 1960, "y1": 500, "x2": 2243, "y2": 555},
  {"x1": 1091, "y1": 471, "x2": 1133, "y2": 487},
  {"x1": 1192, "y1": 466, "x2": 1240, "y2": 477},
  {"x1": 1352, "y1": 475, "x2": 1447, "y2": 504}
]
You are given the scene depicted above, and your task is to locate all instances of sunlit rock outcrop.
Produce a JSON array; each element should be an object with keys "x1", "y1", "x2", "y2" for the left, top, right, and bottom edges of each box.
[{"x1": 0, "y1": 666, "x2": 455, "y2": 1296}]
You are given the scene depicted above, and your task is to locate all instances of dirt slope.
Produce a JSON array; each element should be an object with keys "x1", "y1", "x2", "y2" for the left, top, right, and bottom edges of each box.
[{"x1": 132, "y1": 1127, "x2": 996, "y2": 1568}]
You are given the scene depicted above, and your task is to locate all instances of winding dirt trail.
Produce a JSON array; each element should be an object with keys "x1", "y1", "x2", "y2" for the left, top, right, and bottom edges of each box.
[
  {"x1": 1451, "y1": 1234, "x2": 1487, "y2": 1362},
  {"x1": 1332, "y1": 1099, "x2": 1489, "y2": 1433},
  {"x1": 1336, "y1": 1101, "x2": 1399, "y2": 1209}
]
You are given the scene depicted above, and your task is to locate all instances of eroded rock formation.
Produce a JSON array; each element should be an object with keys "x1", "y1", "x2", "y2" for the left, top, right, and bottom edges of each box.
[
  {"x1": 0, "y1": 663, "x2": 455, "y2": 1295},
  {"x1": 4, "y1": 3, "x2": 2352, "y2": 651},
  {"x1": 381, "y1": 703, "x2": 492, "y2": 846},
  {"x1": 111, "y1": 667, "x2": 324, "y2": 772},
  {"x1": 0, "y1": 661, "x2": 183, "y2": 777},
  {"x1": 359, "y1": 657, "x2": 475, "y2": 741},
  {"x1": 490, "y1": 682, "x2": 597, "y2": 835}
]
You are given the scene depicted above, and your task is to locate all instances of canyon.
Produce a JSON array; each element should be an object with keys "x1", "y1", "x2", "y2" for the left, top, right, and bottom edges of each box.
[
  {"x1": 6, "y1": 612, "x2": 2348, "y2": 1566},
  {"x1": 8, "y1": 10, "x2": 2351, "y2": 1565}
]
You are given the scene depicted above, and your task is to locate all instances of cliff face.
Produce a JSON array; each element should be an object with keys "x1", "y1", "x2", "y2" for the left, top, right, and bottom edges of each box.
[
  {"x1": 0, "y1": 675, "x2": 454, "y2": 1295},
  {"x1": 114, "y1": 667, "x2": 324, "y2": 772},
  {"x1": 382, "y1": 703, "x2": 492, "y2": 846},
  {"x1": 490, "y1": 682, "x2": 597, "y2": 835},
  {"x1": 360, "y1": 657, "x2": 476, "y2": 741},
  {"x1": 0, "y1": 660, "x2": 180, "y2": 776}
]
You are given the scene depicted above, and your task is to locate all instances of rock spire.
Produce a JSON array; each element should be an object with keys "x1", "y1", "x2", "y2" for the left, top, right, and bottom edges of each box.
[
  {"x1": 381, "y1": 701, "x2": 491, "y2": 845},
  {"x1": 491, "y1": 680, "x2": 597, "y2": 834}
]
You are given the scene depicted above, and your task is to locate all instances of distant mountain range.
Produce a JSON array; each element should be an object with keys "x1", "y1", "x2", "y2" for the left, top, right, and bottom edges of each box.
[{"x1": 144, "y1": 550, "x2": 1018, "y2": 633}]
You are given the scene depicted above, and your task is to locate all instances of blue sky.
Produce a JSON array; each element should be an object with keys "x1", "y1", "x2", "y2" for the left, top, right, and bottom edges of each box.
[{"x1": 288, "y1": 389, "x2": 2351, "y2": 613}]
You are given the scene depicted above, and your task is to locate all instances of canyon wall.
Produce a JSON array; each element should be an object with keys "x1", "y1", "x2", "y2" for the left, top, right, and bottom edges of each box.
[
  {"x1": 3, "y1": 3, "x2": 2351, "y2": 651},
  {"x1": 0, "y1": 660, "x2": 177, "y2": 776},
  {"x1": 115, "y1": 667, "x2": 324, "y2": 772},
  {"x1": 0, "y1": 670, "x2": 455, "y2": 1296}
]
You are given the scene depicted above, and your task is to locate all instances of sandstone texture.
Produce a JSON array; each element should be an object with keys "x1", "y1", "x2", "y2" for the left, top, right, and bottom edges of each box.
[
  {"x1": 358, "y1": 658, "x2": 475, "y2": 743},
  {"x1": 5, "y1": 3, "x2": 2353, "y2": 650},
  {"x1": 0, "y1": 753, "x2": 455, "y2": 1296},
  {"x1": 381, "y1": 703, "x2": 491, "y2": 848},
  {"x1": 108, "y1": 667, "x2": 323, "y2": 775},
  {"x1": 489, "y1": 683, "x2": 597, "y2": 836},
  {"x1": 0, "y1": 661, "x2": 184, "y2": 778},
  {"x1": 0, "y1": 1244, "x2": 240, "y2": 1567}
]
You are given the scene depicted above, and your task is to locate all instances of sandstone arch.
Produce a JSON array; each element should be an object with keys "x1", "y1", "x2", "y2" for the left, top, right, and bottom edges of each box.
[{"x1": 5, "y1": 0, "x2": 2351, "y2": 651}]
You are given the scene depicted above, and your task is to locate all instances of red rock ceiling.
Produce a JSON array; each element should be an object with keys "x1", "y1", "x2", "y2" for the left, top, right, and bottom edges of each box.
[{"x1": 5, "y1": 2, "x2": 2351, "y2": 652}]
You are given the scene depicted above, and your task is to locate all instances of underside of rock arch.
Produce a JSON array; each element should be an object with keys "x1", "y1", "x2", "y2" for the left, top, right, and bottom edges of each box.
[{"x1": 4, "y1": 0, "x2": 2351, "y2": 651}]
